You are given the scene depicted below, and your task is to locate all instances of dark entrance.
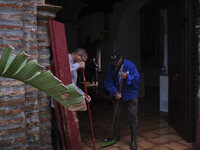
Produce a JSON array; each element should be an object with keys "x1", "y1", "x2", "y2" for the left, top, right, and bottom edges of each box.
[
  {"x1": 140, "y1": 2, "x2": 164, "y2": 116},
  {"x1": 140, "y1": 0, "x2": 195, "y2": 142},
  {"x1": 168, "y1": 0, "x2": 194, "y2": 142}
]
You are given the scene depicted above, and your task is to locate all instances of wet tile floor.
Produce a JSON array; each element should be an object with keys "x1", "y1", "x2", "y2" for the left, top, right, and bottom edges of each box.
[{"x1": 78, "y1": 96, "x2": 194, "y2": 150}]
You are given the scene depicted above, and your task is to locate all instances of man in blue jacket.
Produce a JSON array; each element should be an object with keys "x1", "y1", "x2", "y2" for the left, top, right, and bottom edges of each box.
[{"x1": 104, "y1": 50, "x2": 140, "y2": 150}]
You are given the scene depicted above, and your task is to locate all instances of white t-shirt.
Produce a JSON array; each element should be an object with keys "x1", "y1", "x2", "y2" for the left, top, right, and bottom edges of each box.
[{"x1": 51, "y1": 54, "x2": 85, "y2": 108}]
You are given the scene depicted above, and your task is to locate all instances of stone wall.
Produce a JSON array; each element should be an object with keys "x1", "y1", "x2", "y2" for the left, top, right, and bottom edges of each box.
[
  {"x1": 37, "y1": 4, "x2": 62, "y2": 149},
  {"x1": 0, "y1": 0, "x2": 59, "y2": 149}
]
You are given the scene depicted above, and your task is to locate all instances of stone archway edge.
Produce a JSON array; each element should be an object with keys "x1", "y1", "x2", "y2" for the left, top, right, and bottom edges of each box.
[{"x1": 0, "y1": 46, "x2": 86, "y2": 111}]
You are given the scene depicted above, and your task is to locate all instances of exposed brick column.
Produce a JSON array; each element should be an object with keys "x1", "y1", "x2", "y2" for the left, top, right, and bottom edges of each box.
[
  {"x1": 37, "y1": 4, "x2": 62, "y2": 149},
  {"x1": 21, "y1": 1, "x2": 42, "y2": 149},
  {"x1": 0, "y1": 1, "x2": 28, "y2": 150},
  {"x1": 0, "y1": 0, "x2": 57, "y2": 149},
  {"x1": 37, "y1": 4, "x2": 61, "y2": 66},
  {"x1": 0, "y1": 2, "x2": 24, "y2": 51}
]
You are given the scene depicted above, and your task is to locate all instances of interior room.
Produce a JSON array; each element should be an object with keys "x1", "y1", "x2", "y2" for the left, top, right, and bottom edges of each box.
[{"x1": 46, "y1": 0, "x2": 196, "y2": 149}]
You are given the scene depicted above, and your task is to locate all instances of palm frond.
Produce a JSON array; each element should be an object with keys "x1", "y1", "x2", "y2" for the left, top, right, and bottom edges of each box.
[{"x1": 0, "y1": 46, "x2": 86, "y2": 111}]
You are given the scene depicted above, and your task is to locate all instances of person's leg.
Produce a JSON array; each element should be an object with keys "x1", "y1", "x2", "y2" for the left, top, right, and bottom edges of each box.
[
  {"x1": 113, "y1": 100, "x2": 123, "y2": 141},
  {"x1": 51, "y1": 107, "x2": 59, "y2": 149},
  {"x1": 127, "y1": 98, "x2": 138, "y2": 150},
  {"x1": 51, "y1": 107, "x2": 63, "y2": 150}
]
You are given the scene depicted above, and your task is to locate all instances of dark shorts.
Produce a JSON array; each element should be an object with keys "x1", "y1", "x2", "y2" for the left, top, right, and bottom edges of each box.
[{"x1": 114, "y1": 97, "x2": 138, "y2": 124}]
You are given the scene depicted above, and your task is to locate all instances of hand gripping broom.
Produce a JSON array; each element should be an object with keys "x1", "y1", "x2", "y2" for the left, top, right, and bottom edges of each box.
[{"x1": 102, "y1": 79, "x2": 124, "y2": 147}]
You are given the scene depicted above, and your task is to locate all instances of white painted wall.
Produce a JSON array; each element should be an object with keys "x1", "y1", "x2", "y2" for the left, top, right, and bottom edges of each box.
[
  {"x1": 160, "y1": 9, "x2": 168, "y2": 112},
  {"x1": 160, "y1": 75, "x2": 168, "y2": 112}
]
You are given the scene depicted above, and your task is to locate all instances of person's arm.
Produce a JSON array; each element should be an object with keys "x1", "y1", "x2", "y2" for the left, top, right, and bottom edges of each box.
[
  {"x1": 74, "y1": 83, "x2": 85, "y2": 95},
  {"x1": 70, "y1": 63, "x2": 80, "y2": 71},
  {"x1": 73, "y1": 84, "x2": 91, "y2": 102},
  {"x1": 104, "y1": 65, "x2": 118, "y2": 97},
  {"x1": 126, "y1": 64, "x2": 140, "y2": 86},
  {"x1": 70, "y1": 62, "x2": 86, "y2": 71}
]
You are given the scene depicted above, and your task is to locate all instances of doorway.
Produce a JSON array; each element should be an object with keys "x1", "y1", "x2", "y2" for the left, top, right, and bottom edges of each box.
[
  {"x1": 139, "y1": 2, "x2": 164, "y2": 117},
  {"x1": 139, "y1": 0, "x2": 195, "y2": 142},
  {"x1": 167, "y1": 0, "x2": 194, "y2": 142}
]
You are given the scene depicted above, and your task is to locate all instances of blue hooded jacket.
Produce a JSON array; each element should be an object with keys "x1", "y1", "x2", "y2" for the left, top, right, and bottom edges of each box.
[{"x1": 104, "y1": 59, "x2": 140, "y2": 102}]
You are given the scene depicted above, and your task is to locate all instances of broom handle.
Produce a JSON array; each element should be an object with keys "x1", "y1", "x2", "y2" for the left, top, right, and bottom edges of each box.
[
  {"x1": 82, "y1": 70, "x2": 96, "y2": 150},
  {"x1": 119, "y1": 79, "x2": 124, "y2": 93},
  {"x1": 109, "y1": 79, "x2": 124, "y2": 137}
]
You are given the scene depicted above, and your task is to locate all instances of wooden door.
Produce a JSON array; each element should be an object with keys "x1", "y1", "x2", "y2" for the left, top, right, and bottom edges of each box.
[
  {"x1": 140, "y1": 3, "x2": 163, "y2": 115},
  {"x1": 168, "y1": 0, "x2": 194, "y2": 142},
  {"x1": 48, "y1": 20, "x2": 82, "y2": 150}
]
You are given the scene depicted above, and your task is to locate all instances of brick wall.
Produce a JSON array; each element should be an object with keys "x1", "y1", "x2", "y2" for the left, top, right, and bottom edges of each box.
[
  {"x1": 37, "y1": 4, "x2": 61, "y2": 149},
  {"x1": 0, "y1": 0, "x2": 56, "y2": 149}
]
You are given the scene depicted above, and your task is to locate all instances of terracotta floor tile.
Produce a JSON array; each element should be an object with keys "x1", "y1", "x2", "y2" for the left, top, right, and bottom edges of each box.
[
  {"x1": 164, "y1": 142, "x2": 192, "y2": 150},
  {"x1": 120, "y1": 136, "x2": 131, "y2": 144},
  {"x1": 162, "y1": 133, "x2": 183, "y2": 141},
  {"x1": 168, "y1": 128, "x2": 178, "y2": 134},
  {"x1": 148, "y1": 145, "x2": 172, "y2": 150},
  {"x1": 79, "y1": 99, "x2": 194, "y2": 150},
  {"x1": 177, "y1": 140, "x2": 193, "y2": 146},
  {"x1": 137, "y1": 141, "x2": 156, "y2": 149},
  {"x1": 140, "y1": 125, "x2": 159, "y2": 131},
  {"x1": 149, "y1": 137, "x2": 170, "y2": 144},
  {"x1": 159, "y1": 122, "x2": 169, "y2": 128},
  {"x1": 149, "y1": 128, "x2": 170, "y2": 135},
  {"x1": 103, "y1": 147, "x2": 120, "y2": 150},
  {"x1": 95, "y1": 142, "x2": 104, "y2": 149},
  {"x1": 137, "y1": 146, "x2": 144, "y2": 150},
  {"x1": 137, "y1": 136, "x2": 145, "y2": 142},
  {"x1": 113, "y1": 141, "x2": 126, "y2": 147},
  {"x1": 82, "y1": 144, "x2": 93, "y2": 150},
  {"x1": 118, "y1": 144, "x2": 130, "y2": 150},
  {"x1": 149, "y1": 129, "x2": 162, "y2": 135},
  {"x1": 140, "y1": 131, "x2": 159, "y2": 139}
]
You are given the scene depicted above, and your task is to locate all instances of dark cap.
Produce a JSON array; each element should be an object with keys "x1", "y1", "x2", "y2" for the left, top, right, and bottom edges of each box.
[{"x1": 110, "y1": 50, "x2": 120, "y2": 65}]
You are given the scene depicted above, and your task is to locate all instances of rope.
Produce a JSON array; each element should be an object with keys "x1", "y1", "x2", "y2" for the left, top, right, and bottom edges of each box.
[{"x1": 82, "y1": 70, "x2": 96, "y2": 150}]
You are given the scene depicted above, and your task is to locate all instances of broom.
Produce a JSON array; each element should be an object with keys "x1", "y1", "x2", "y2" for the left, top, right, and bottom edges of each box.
[
  {"x1": 102, "y1": 79, "x2": 124, "y2": 147},
  {"x1": 82, "y1": 70, "x2": 96, "y2": 150}
]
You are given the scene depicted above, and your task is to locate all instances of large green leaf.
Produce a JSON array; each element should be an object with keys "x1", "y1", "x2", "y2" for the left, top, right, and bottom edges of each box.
[
  {"x1": 0, "y1": 47, "x2": 12, "y2": 75},
  {"x1": 3, "y1": 51, "x2": 29, "y2": 77},
  {"x1": 0, "y1": 46, "x2": 86, "y2": 111}
]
